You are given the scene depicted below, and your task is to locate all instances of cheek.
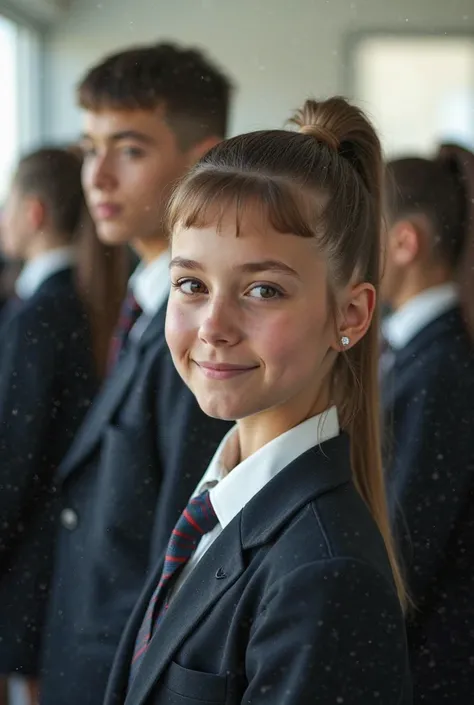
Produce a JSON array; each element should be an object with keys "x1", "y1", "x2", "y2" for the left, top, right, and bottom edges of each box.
[
  {"x1": 256, "y1": 309, "x2": 329, "y2": 373},
  {"x1": 81, "y1": 163, "x2": 95, "y2": 195},
  {"x1": 165, "y1": 300, "x2": 197, "y2": 359}
]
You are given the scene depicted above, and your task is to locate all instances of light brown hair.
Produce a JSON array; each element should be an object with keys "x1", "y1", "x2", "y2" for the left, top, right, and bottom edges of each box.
[
  {"x1": 13, "y1": 147, "x2": 128, "y2": 378},
  {"x1": 77, "y1": 42, "x2": 233, "y2": 148},
  {"x1": 386, "y1": 145, "x2": 474, "y2": 342},
  {"x1": 167, "y1": 97, "x2": 406, "y2": 608}
]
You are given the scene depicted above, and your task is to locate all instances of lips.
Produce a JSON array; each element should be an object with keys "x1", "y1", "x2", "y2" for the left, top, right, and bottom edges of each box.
[
  {"x1": 94, "y1": 203, "x2": 122, "y2": 220},
  {"x1": 194, "y1": 361, "x2": 258, "y2": 381}
]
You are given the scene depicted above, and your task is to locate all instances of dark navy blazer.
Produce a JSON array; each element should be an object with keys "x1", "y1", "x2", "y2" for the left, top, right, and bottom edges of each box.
[
  {"x1": 0, "y1": 268, "x2": 97, "y2": 674},
  {"x1": 40, "y1": 302, "x2": 231, "y2": 705},
  {"x1": 382, "y1": 307, "x2": 474, "y2": 704},
  {"x1": 105, "y1": 434, "x2": 412, "y2": 705}
]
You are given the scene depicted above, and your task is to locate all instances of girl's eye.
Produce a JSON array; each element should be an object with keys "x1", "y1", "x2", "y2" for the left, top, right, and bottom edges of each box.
[
  {"x1": 175, "y1": 278, "x2": 208, "y2": 295},
  {"x1": 247, "y1": 284, "x2": 283, "y2": 300}
]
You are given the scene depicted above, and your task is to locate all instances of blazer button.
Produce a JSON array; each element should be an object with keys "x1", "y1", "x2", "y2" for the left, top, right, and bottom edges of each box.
[{"x1": 60, "y1": 508, "x2": 78, "y2": 531}]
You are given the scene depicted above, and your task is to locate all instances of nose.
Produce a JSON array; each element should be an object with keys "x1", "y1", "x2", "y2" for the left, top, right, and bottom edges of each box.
[
  {"x1": 198, "y1": 297, "x2": 242, "y2": 348},
  {"x1": 83, "y1": 151, "x2": 116, "y2": 193}
]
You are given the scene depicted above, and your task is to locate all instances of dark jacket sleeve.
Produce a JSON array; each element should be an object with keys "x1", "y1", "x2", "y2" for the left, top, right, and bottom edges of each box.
[
  {"x1": 0, "y1": 313, "x2": 58, "y2": 553},
  {"x1": 245, "y1": 558, "x2": 410, "y2": 704},
  {"x1": 0, "y1": 308, "x2": 94, "y2": 559},
  {"x1": 387, "y1": 364, "x2": 474, "y2": 605}
]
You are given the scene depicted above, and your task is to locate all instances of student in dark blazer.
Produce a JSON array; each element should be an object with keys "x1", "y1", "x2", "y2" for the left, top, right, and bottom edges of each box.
[
  {"x1": 39, "y1": 45, "x2": 233, "y2": 705},
  {"x1": 0, "y1": 148, "x2": 126, "y2": 704},
  {"x1": 380, "y1": 145, "x2": 474, "y2": 704},
  {"x1": 105, "y1": 98, "x2": 411, "y2": 705}
]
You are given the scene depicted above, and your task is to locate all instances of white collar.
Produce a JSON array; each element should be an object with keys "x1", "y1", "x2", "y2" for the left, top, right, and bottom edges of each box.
[
  {"x1": 15, "y1": 246, "x2": 76, "y2": 300},
  {"x1": 383, "y1": 283, "x2": 459, "y2": 350},
  {"x1": 129, "y1": 250, "x2": 170, "y2": 317},
  {"x1": 197, "y1": 406, "x2": 340, "y2": 530}
]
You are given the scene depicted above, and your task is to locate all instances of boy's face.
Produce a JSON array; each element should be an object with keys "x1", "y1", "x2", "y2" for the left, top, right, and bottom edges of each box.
[
  {"x1": 1, "y1": 186, "x2": 37, "y2": 260},
  {"x1": 81, "y1": 108, "x2": 195, "y2": 256}
]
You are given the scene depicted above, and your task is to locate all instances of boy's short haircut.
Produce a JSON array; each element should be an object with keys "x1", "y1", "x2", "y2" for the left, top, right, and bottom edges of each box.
[{"x1": 78, "y1": 42, "x2": 233, "y2": 149}]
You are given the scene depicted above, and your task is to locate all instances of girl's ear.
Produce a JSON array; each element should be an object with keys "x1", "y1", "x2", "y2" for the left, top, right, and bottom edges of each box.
[{"x1": 330, "y1": 282, "x2": 376, "y2": 352}]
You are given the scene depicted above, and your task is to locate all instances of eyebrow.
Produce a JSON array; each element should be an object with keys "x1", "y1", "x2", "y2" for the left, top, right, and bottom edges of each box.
[
  {"x1": 80, "y1": 130, "x2": 155, "y2": 145},
  {"x1": 169, "y1": 257, "x2": 300, "y2": 279}
]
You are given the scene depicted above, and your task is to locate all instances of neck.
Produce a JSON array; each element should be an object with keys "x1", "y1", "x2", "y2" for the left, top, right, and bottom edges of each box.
[
  {"x1": 236, "y1": 392, "x2": 331, "y2": 463},
  {"x1": 132, "y1": 235, "x2": 168, "y2": 264},
  {"x1": 391, "y1": 266, "x2": 454, "y2": 311},
  {"x1": 25, "y1": 234, "x2": 71, "y2": 262}
]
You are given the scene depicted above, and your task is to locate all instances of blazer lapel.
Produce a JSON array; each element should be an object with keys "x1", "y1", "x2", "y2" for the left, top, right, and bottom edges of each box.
[
  {"x1": 124, "y1": 519, "x2": 245, "y2": 705},
  {"x1": 122, "y1": 434, "x2": 352, "y2": 705},
  {"x1": 382, "y1": 306, "x2": 466, "y2": 412},
  {"x1": 58, "y1": 305, "x2": 167, "y2": 482}
]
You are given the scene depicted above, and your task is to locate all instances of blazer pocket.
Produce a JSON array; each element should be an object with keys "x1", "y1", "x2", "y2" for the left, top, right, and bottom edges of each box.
[{"x1": 162, "y1": 660, "x2": 228, "y2": 704}]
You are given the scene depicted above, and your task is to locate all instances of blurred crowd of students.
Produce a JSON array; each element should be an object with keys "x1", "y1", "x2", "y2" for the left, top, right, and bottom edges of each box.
[{"x1": 0, "y1": 39, "x2": 472, "y2": 705}]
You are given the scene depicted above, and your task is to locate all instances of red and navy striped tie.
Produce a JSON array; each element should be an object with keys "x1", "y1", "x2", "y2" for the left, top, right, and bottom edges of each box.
[
  {"x1": 107, "y1": 290, "x2": 142, "y2": 372},
  {"x1": 129, "y1": 489, "x2": 218, "y2": 682}
]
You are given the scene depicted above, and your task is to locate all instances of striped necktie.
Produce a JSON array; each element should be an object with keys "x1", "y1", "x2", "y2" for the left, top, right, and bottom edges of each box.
[
  {"x1": 107, "y1": 290, "x2": 142, "y2": 372},
  {"x1": 129, "y1": 489, "x2": 218, "y2": 683}
]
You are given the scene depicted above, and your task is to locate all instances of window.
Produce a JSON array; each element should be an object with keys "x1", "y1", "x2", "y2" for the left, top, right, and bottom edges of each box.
[
  {"x1": 0, "y1": 15, "x2": 19, "y2": 201},
  {"x1": 348, "y1": 34, "x2": 474, "y2": 158},
  {"x1": 0, "y1": 12, "x2": 42, "y2": 202}
]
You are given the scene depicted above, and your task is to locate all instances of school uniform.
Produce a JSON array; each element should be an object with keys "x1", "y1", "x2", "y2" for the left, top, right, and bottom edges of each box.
[
  {"x1": 0, "y1": 247, "x2": 98, "y2": 675},
  {"x1": 40, "y1": 252, "x2": 231, "y2": 705},
  {"x1": 105, "y1": 408, "x2": 411, "y2": 705},
  {"x1": 381, "y1": 283, "x2": 474, "y2": 704}
]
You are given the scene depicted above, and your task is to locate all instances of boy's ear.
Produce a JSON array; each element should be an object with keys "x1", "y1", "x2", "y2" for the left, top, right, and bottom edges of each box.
[{"x1": 26, "y1": 196, "x2": 47, "y2": 232}]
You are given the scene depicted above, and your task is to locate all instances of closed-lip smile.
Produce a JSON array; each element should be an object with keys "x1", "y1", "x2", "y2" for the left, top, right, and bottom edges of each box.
[{"x1": 194, "y1": 361, "x2": 258, "y2": 380}]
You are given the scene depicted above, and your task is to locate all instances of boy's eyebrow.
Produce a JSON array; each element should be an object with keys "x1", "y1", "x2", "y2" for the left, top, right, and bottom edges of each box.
[
  {"x1": 169, "y1": 257, "x2": 300, "y2": 279},
  {"x1": 80, "y1": 130, "x2": 155, "y2": 145}
]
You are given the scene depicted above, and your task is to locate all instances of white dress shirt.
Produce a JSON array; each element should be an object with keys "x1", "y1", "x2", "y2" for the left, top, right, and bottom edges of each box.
[
  {"x1": 382, "y1": 282, "x2": 459, "y2": 351},
  {"x1": 171, "y1": 406, "x2": 340, "y2": 598},
  {"x1": 128, "y1": 250, "x2": 170, "y2": 341},
  {"x1": 15, "y1": 246, "x2": 77, "y2": 300}
]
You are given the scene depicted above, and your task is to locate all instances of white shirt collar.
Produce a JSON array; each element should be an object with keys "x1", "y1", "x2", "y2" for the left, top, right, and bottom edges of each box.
[
  {"x1": 383, "y1": 283, "x2": 459, "y2": 350},
  {"x1": 15, "y1": 246, "x2": 76, "y2": 300},
  {"x1": 129, "y1": 250, "x2": 170, "y2": 317},
  {"x1": 197, "y1": 406, "x2": 340, "y2": 531}
]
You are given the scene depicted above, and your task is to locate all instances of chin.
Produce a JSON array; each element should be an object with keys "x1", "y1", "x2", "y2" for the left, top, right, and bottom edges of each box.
[
  {"x1": 95, "y1": 222, "x2": 130, "y2": 246},
  {"x1": 193, "y1": 391, "x2": 259, "y2": 422}
]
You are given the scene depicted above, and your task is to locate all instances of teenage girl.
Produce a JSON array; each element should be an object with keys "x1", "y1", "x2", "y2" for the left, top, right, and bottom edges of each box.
[
  {"x1": 0, "y1": 147, "x2": 127, "y2": 702},
  {"x1": 381, "y1": 144, "x2": 474, "y2": 704},
  {"x1": 105, "y1": 97, "x2": 411, "y2": 705}
]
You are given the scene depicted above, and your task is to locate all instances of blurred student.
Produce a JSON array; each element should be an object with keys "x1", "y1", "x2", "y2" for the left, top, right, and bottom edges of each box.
[
  {"x1": 40, "y1": 43, "x2": 233, "y2": 705},
  {"x1": 0, "y1": 147, "x2": 127, "y2": 704},
  {"x1": 381, "y1": 144, "x2": 474, "y2": 704}
]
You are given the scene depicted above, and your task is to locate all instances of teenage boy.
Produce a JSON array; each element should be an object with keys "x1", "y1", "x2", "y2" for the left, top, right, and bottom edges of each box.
[{"x1": 40, "y1": 43, "x2": 233, "y2": 705}]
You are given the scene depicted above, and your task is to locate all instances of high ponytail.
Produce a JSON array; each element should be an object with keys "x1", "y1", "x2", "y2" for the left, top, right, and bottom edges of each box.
[
  {"x1": 437, "y1": 144, "x2": 474, "y2": 343},
  {"x1": 291, "y1": 99, "x2": 405, "y2": 608},
  {"x1": 167, "y1": 97, "x2": 406, "y2": 608}
]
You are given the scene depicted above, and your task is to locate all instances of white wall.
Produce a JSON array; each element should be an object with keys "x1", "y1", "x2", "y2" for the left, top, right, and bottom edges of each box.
[{"x1": 43, "y1": 0, "x2": 474, "y2": 141}]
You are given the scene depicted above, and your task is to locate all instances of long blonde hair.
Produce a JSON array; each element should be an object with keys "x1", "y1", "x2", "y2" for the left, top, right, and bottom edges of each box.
[{"x1": 166, "y1": 97, "x2": 406, "y2": 608}]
